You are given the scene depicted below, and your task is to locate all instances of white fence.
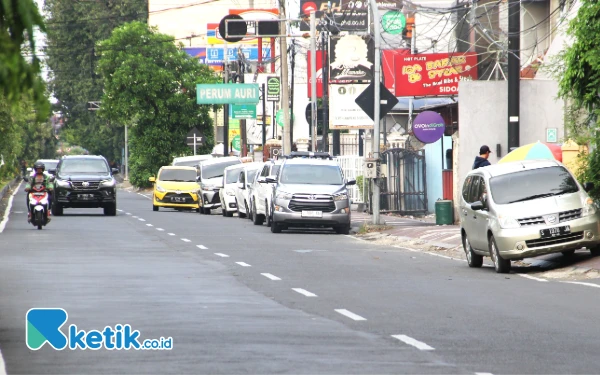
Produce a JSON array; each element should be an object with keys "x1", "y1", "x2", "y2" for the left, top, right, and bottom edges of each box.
[{"x1": 335, "y1": 155, "x2": 365, "y2": 203}]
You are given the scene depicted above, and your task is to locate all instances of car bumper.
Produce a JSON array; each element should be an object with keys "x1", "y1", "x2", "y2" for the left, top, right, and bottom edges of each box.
[
  {"x1": 222, "y1": 194, "x2": 237, "y2": 211},
  {"x1": 154, "y1": 191, "x2": 199, "y2": 208},
  {"x1": 56, "y1": 189, "x2": 116, "y2": 207},
  {"x1": 272, "y1": 198, "x2": 351, "y2": 227},
  {"x1": 496, "y1": 215, "x2": 600, "y2": 259},
  {"x1": 200, "y1": 189, "x2": 221, "y2": 209}
]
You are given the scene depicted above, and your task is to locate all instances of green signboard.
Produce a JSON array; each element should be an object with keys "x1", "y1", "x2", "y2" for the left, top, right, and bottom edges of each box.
[
  {"x1": 196, "y1": 83, "x2": 260, "y2": 104},
  {"x1": 276, "y1": 109, "x2": 294, "y2": 128},
  {"x1": 381, "y1": 11, "x2": 406, "y2": 35},
  {"x1": 267, "y1": 76, "x2": 281, "y2": 101},
  {"x1": 231, "y1": 104, "x2": 257, "y2": 119},
  {"x1": 231, "y1": 135, "x2": 241, "y2": 151}
]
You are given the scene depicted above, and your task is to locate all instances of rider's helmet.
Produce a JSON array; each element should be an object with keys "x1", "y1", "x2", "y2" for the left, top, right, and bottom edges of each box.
[{"x1": 33, "y1": 161, "x2": 45, "y2": 173}]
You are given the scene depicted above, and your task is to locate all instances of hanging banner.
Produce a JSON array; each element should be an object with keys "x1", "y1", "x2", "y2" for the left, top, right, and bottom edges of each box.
[
  {"x1": 307, "y1": 50, "x2": 326, "y2": 98},
  {"x1": 329, "y1": 84, "x2": 373, "y2": 129},
  {"x1": 394, "y1": 51, "x2": 478, "y2": 97},
  {"x1": 329, "y1": 35, "x2": 374, "y2": 83}
]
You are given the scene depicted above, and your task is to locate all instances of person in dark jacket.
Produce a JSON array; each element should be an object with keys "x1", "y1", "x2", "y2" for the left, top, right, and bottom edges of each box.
[{"x1": 473, "y1": 145, "x2": 492, "y2": 169}]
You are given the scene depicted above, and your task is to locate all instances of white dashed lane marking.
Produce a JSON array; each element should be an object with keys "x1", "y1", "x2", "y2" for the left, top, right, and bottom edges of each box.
[
  {"x1": 292, "y1": 288, "x2": 317, "y2": 297},
  {"x1": 168, "y1": 233, "x2": 176, "y2": 236},
  {"x1": 214, "y1": 253, "x2": 230, "y2": 258},
  {"x1": 261, "y1": 273, "x2": 281, "y2": 281},
  {"x1": 146, "y1": 224, "x2": 153, "y2": 227},
  {"x1": 156, "y1": 228, "x2": 164, "y2": 231},
  {"x1": 196, "y1": 245, "x2": 208, "y2": 249},
  {"x1": 236, "y1": 262, "x2": 251, "y2": 267},
  {"x1": 181, "y1": 238, "x2": 191, "y2": 242},
  {"x1": 138, "y1": 218, "x2": 145, "y2": 222},
  {"x1": 392, "y1": 335, "x2": 434, "y2": 351},
  {"x1": 335, "y1": 309, "x2": 367, "y2": 321}
]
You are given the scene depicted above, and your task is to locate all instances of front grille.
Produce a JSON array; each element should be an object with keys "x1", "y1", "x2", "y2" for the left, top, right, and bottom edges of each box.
[
  {"x1": 525, "y1": 231, "x2": 584, "y2": 248},
  {"x1": 71, "y1": 181, "x2": 100, "y2": 190},
  {"x1": 288, "y1": 193, "x2": 335, "y2": 213},
  {"x1": 559, "y1": 209, "x2": 582, "y2": 223},
  {"x1": 517, "y1": 216, "x2": 544, "y2": 226},
  {"x1": 163, "y1": 192, "x2": 194, "y2": 204}
]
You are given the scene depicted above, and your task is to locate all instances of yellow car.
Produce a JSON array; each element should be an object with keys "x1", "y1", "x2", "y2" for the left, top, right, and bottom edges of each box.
[{"x1": 149, "y1": 166, "x2": 201, "y2": 211}]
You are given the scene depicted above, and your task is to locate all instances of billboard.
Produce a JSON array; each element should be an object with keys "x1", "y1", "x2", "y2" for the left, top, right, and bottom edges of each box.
[
  {"x1": 184, "y1": 48, "x2": 207, "y2": 64},
  {"x1": 205, "y1": 47, "x2": 271, "y2": 65},
  {"x1": 329, "y1": 84, "x2": 373, "y2": 129},
  {"x1": 394, "y1": 51, "x2": 478, "y2": 97},
  {"x1": 299, "y1": 0, "x2": 398, "y2": 32},
  {"x1": 329, "y1": 34, "x2": 374, "y2": 83}
]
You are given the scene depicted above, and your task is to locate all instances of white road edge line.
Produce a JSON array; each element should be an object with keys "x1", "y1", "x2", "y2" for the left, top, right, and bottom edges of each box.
[
  {"x1": 156, "y1": 228, "x2": 164, "y2": 231},
  {"x1": 292, "y1": 288, "x2": 317, "y2": 297},
  {"x1": 236, "y1": 262, "x2": 251, "y2": 267},
  {"x1": 518, "y1": 274, "x2": 548, "y2": 282},
  {"x1": 261, "y1": 273, "x2": 281, "y2": 281},
  {"x1": 392, "y1": 334, "x2": 435, "y2": 351},
  {"x1": 196, "y1": 245, "x2": 208, "y2": 249},
  {"x1": 335, "y1": 309, "x2": 367, "y2": 321},
  {"x1": 168, "y1": 233, "x2": 176, "y2": 236},
  {"x1": 0, "y1": 180, "x2": 21, "y2": 234},
  {"x1": 181, "y1": 238, "x2": 191, "y2": 242},
  {"x1": 560, "y1": 281, "x2": 600, "y2": 288},
  {"x1": 214, "y1": 253, "x2": 230, "y2": 258}
]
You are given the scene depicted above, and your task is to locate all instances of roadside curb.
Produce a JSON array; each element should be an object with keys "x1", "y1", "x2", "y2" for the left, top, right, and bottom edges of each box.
[{"x1": 0, "y1": 177, "x2": 20, "y2": 201}]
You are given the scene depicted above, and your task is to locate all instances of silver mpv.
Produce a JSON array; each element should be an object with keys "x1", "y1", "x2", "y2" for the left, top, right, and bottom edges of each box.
[{"x1": 460, "y1": 160, "x2": 600, "y2": 273}]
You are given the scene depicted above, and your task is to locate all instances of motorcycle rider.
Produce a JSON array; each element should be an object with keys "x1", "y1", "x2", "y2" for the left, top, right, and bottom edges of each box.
[{"x1": 25, "y1": 162, "x2": 54, "y2": 223}]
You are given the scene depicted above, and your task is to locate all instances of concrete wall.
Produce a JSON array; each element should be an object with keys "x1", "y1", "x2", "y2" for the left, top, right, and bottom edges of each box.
[{"x1": 457, "y1": 79, "x2": 565, "y2": 197}]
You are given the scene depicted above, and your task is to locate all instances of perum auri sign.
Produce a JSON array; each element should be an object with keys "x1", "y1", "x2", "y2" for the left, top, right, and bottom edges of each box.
[{"x1": 196, "y1": 84, "x2": 260, "y2": 104}]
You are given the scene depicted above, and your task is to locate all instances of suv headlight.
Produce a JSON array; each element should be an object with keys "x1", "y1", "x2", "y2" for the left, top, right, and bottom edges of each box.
[
  {"x1": 156, "y1": 185, "x2": 166, "y2": 193},
  {"x1": 583, "y1": 197, "x2": 597, "y2": 217},
  {"x1": 100, "y1": 179, "x2": 116, "y2": 187},
  {"x1": 55, "y1": 179, "x2": 70, "y2": 188},
  {"x1": 498, "y1": 215, "x2": 520, "y2": 229},
  {"x1": 333, "y1": 193, "x2": 348, "y2": 201},
  {"x1": 276, "y1": 191, "x2": 293, "y2": 200}
]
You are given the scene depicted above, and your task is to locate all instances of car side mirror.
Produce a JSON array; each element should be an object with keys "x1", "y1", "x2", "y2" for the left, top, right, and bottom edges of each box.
[
  {"x1": 237, "y1": 182, "x2": 245, "y2": 190},
  {"x1": 584, "y1": 182, "x2": 594, "y2": 192},
  {"x1": 346, "y1": 178, "x2": 356, "y2": 186},
  {"x1": 257, "y1": 177, "x2": 267, "y2": 184},
  {"x1": 149, "y1": 176, "x2": 156, "y2": 183},
  {"x1": 265, "y1": 175, "x2": 277, "y2": 183},
  {"x1": 111, "y1": 168, "x2": 120, "y2": 175},
  {"x1": 470, "y1": 201, "x2": 484, "y2": 211}
]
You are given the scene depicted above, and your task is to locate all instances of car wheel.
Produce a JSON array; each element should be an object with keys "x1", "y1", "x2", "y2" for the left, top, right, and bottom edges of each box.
[
  {"x1": 104, "y1": 203, "x2": 117, "y2": 216},
  {"x1": 590, "y1": 246, "x2": 600, "y2": 256},
  {"x1": 202, "y1": 207, "x2": 211, "y2": 215},
  {"x1": 222, "y1": 207, "x2": 227, "y2": 216},
  {"x1": 462, "y1": 234, "x2": 483, "y2": 268},
  {"x1": 489, "y1": 235, "x2": 511, "y2": 273},
  {"x1": 271, "y1": 221, "x2": 282, "y2": 233},
  {"x1": 334, "y1": 225, "x2": 350, "y2": 235},
  {"x1": 52, "y1": 203, "x2": 63, "y2": 216},
  {"x1": 252, "y1": 202, "x2": 264, "y2": 225},
  {"x1": 225, "y1": 209, "x2": 234, "y2": 217},
  {"x1": 153, "y1": 204, "x2": 159, "y2": 212},
  {"x1": 561, "y1": 249, "x2": 576, "y2": 257}
]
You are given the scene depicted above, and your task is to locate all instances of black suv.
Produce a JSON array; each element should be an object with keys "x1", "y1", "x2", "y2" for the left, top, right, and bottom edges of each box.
[{"x1": 52, "y1": 155, "x2": 119, "y2": 216}]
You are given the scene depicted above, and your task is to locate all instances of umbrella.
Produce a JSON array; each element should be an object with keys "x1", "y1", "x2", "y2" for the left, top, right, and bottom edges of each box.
[{"x1": 498, "y1": 141, "x2": 560, "y2": 164}]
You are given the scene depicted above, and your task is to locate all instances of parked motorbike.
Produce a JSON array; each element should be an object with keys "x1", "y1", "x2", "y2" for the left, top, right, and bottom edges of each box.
[{"x1": 28, "y1": 184, "x2": 50, "y2": 230}]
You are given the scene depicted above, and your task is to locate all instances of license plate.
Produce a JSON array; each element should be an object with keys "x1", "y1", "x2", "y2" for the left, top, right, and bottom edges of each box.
[
  {"x1": 78, "y1": 194, "x2": 93, "y2": 200},
  {"x1": 302, "y1": 210, "x2": 322, "y2": 218},
  {"x1": 171, "y1": 197, "x2": 186, "y2": 203},
  {"x1": 540, "y1": 225, "x2": 570, "y2": 239}
]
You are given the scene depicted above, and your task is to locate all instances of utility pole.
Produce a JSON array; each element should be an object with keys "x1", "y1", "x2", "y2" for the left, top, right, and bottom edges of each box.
[
  {"x1": 262, "y1": 83, "x2": 267, "y2": 149},
  {"x1": 280, "y1": 1, "x2": 291, "y2": 155},
  {"x1": 310, "y1": 10, "x2": 318, "y2": 152},
  {"x1": 321, "y1": 30, "x2": 329, "y2": 153},
  {"x1": 369, "y1": 0, "x2": 381, "y2": 225},
  {"x1": 223, "y1": 41, "x2": 230, "y2": 157},
  {"x1": 124, "y1": 124, "x2": 128, "y2": 181},
  {"x1": 290, "y1": 40, "x2": 295, "y2": 146},
  {"x1": 507, "y1": 0, "x2": 520, "y2": 151}
]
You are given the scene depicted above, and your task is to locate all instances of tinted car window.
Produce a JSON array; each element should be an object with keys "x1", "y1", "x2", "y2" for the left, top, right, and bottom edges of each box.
[
  {"x1": 158, "y1": 169, "x2": 196, "y2": 182},
  {"x1": 202, "y1": 160, "x2": 241, "y2": 179},
  {"x1": 247, "y1": 169, "x2": 259, "y2": 184},
  {"x1": 174, "y1": 160, "x2": 203, "y2": 167},
  {"x1": 39, "y1": 161, "x2": 59, "y2": 170},
  {"x1": 59, "y1": 159, "x2": 109, "y2": 174},
  {"x1": 490, "y1": 166, "x2": 579, "y2": 205},
  {"x1": 462, "y1": 176, "x2": 472, "y2": 202},
  {"x1": 280, "y1": 165, "x2": 343, "y2": 185},
  {"x1": 225, "y1": 167, "x2": 244, "y2": 184},
  {"x1": 271, "y1": 165, "x2": 281, "y2": 176}
]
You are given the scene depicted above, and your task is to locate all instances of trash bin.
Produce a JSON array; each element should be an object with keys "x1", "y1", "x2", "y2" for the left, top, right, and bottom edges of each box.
[{"x1": 435, "y1": 200, "x2": 454, "y2": 225}]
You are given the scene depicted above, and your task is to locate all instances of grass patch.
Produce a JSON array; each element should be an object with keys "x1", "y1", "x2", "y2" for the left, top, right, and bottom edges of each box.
[{"x1": 357, "y1": 223, "x2": 393, "y2": 234}]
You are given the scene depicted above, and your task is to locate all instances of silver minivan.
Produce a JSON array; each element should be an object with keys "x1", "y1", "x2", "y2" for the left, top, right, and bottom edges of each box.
[{"x1": 460, "y1": 159, "x2": 600, "y2": 273}]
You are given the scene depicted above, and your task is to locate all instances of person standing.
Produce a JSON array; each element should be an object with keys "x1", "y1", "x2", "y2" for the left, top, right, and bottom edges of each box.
[{"x1": 472, "y1": 145, "x2": 492, "y2": 169}]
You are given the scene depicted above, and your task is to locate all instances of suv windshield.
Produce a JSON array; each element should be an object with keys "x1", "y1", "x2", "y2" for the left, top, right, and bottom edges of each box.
[
  {"x1": 59, "y1": 159, "x2": 109, "y2": 174},
  {"x1": 280, "y1": 164, "x2": 343, "y2": 185},
  {"x1": 225, "y1": 167, "x2": 244, "y2": 184},
  {"x1": 490, "y1": 166, "x2": 579, "y2": 204},
  {"x1": 158, "y1": 169, "x2": 197, "y2": 182},
  {"x1": 39, "y1": 161, "x2": 58, "y2": 170},
  {"x1": 202, "y1": 160, "x2": 241, "y2": 180}
]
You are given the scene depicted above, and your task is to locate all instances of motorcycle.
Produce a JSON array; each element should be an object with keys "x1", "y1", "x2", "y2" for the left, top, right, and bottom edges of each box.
[{"x1": 28, "y1": 183, "x2": 50, "y2": 230}]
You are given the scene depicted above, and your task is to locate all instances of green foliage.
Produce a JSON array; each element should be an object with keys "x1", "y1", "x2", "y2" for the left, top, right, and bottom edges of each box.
[
  {"x1": 96, "y1": 22, "x2": 219, "y2": 188},
  {"x1": 0, "y1": 0, "x2": 50, "y2": 120},
  {"x1": 356, "y1": 175, "x2": 369, "y2": 203}
]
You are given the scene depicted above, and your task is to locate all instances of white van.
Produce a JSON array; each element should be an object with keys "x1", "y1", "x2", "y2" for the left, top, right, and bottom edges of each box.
[
  {"x1": 219, "y1": 164, "x2": 246, "y2": 217},
  {"x1": 172, "y1": 154, "x2": 212, "y2": 167}
]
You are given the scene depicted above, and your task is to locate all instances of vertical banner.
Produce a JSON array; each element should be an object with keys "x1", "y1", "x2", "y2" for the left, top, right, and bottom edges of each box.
[{"x1": 307, "y1": 50, "x2": 325, "y2": 98}]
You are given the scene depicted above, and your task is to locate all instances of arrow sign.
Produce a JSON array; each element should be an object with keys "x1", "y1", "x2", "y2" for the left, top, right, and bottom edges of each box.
[
  {"x1": 354, "y1": 81, "x2": 399, "y2": 121},
  {"x1": 186, "y1": 127, "x2": 205, "y2": 155}
]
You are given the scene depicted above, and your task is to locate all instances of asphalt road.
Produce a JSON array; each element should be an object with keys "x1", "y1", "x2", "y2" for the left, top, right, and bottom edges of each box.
[{"x1": 0, "y1": 187, "x2": 599, "y2": 374}]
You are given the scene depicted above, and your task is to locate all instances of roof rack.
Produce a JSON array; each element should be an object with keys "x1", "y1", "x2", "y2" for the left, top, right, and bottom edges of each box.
[{"x1": 283, "y1": 151, "x2": 333, "y2": 160}]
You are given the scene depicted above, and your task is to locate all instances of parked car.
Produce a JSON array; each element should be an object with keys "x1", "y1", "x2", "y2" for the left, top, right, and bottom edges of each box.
[
  {"x1": 460, "y1": 159, "x2": 600, "y2": 273},
  {"x1": 219, "y1": 164, "x2": 245, "y2": 217},
  {"x1": 250, "y1": 159, "x2": 283, "y2": 226},
  {"x1": 269, "y1": 151, "x2": 355, "y2": 234},
  {"x1": 149, "y1": 166, "x2": 200, "y2": 212},
  {"x1": 34, "y1": 159, "x2": 60, "y2": 175},
  {"x1": 233, "y1": 162, "x2": 263, "y2": 220},
  {"x1": 197, "y1": 156, "x2": 242, "y2": 214},
  {"x1": 172, "y1": 154, "x2": 212, "y2": 167},
  {"x1": 52, "y1": 155, "x2": 119, "y2": 216}
]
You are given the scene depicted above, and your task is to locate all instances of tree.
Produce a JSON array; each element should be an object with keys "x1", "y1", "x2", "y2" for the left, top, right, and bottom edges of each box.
[
  {"x1": 96, "y1": 22, "x2": 219, "y2": 187},
  {"x1": 0, "y1": 0, "x2": 49, "y2": 119},
  {"x1": 43, "y1": 0, "x2": 147, "y2": 162}
]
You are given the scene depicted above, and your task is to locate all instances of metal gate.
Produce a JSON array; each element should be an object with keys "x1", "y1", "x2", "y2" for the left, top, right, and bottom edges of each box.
[{"x1": 377, "y1": 148, "x2": 428, "y2": 215}]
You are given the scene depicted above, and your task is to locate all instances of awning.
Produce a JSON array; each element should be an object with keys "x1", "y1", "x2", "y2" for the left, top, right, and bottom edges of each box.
[{"x1": 391, "y1": 97, "x2": 458, "y2": 112}]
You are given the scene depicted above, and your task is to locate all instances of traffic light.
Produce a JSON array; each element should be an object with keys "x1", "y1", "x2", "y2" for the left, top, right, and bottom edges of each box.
[{"x1": 403, "y1": 16, "x2": 415, "y2": 40}]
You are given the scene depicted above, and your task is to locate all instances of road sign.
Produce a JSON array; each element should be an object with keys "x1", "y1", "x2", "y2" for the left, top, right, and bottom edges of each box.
[
  {"x1": 382, "y1": 11, "x2": 406, "y2": 35},
  {"x1": 196, "y1": 84, "x2": 260, "y2": 105},
  {"x1": 186, "y1": 127, "x2": 205, "y2": 154},
  {"x1": 231, "y1": 104, "x2": 257, "y2": 119},
  {"x1": 354, "y1": 81, "x2": 399, "y2": 121},
  {"x1": 231, "y1": 135, "x2": 241, "y2": 151},
  {"x1": 267, "y1": 76, "x2": 280, "y2": 101},
  {"x1": 219, "y1": 14, "x2": 247, "y2": 43},
  {"x1": 546, "y1": 128, "x2": 558, "y2": 143},
  {"x1": 276, "y1": 109, "x2": 293, "y2": 128}
]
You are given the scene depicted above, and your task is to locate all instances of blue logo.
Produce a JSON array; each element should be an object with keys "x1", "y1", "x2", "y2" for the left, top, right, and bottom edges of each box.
[{"x1": 26, "y1": 308, "x2": 173, "y2": 350}]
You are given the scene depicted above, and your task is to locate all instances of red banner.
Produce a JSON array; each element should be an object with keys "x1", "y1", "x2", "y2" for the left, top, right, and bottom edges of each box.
[
  {"x1": 394, "y1": 51, "x2": 478, "y2": 97},
  {"x1": 307, "y1": 50, "x2": 326, "y2": 98}
]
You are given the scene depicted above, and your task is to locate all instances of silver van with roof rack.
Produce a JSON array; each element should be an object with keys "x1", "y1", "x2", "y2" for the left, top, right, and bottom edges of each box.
[{"x1": 460, "y1": 159, "x2": 600, "y2": 273}]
